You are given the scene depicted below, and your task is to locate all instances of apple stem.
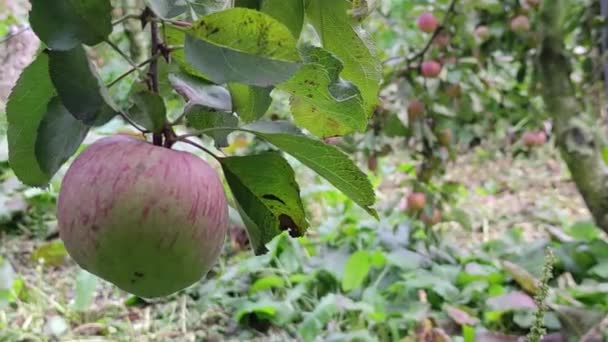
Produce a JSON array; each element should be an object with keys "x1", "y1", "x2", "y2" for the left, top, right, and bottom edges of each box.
[{"x1": 148, "y1": 11, "x2": 175, "y2": 148}]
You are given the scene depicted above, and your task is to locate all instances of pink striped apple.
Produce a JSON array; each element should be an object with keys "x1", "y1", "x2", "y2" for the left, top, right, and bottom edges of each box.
[{"x1": 57, "y1": 135, "x2": 229, "y2": 298}]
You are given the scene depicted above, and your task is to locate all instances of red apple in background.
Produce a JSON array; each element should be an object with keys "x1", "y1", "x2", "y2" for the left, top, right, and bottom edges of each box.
[
  {"x1": 421, "y1": 208, "x2": 442, "y2": 226},
  {"x1": 407, "y1": 192, "x2": 427, "y2": 212},
  {"x1": 510, "y1": 15, "x2": 530, "y2": 33},
  {"x1": 421, "y1": 60, "x2": 442, "y2": 78},
  {"x1": 407, "y1": 99, "x2": 426, "y2": 121},
  {"x1": 57, "y1": 135, "x2": 229, "y2": 298},
  {"x1": 417, "y1": 12, "x2": 438, "y2": 33},
  {"x1": 522, "y1": 130, "x2": 547, "y2": 147}
]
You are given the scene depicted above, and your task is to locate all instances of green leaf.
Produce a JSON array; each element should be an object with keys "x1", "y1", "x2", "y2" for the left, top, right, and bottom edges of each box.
[
  {"x1": 186, "y1": 105, "x2": 238, "y2": 147},
  {"x1": 8, "y1": 53, "x2": 88, "y2": 187},
  {"x1": 169, "y1": 72, "x2": 232, "y2": 111},
  {"x1": 165, "y1": 26, "x2": 210, "y2": 80},
  {"x1": 306, "y1": 0, "x2": 381, "y2": 115},
  {"x1": 48, "y1": 46, "x2": 116, "y2": 126},
  {"x1": 261, "y1": 0, "x2": 305, "y2": 38},
  {"x1": 342, "y1": 251, "x2": 372, "y2": 291},
  {"x1": 35, "y1": 97, "x2": 90, "y2": 176},
  {"x1": 221, "y1": 152, "x2": 308, "y2": 254},
  {"x1": 298, "y1": 294, "x2": 339, "y2": 342},
  {"x1": 184, "y1": 8, "x2": 301, "y2": 86},
  {"x1": 7, "y1": 53, "x2": 56, "y2": 186},
  {"x1": 255, "y1": 133, "x2": 377, "y2": 217},
  {"x1": 277, "y1": 45, "x2": 367, "y2": 138},
  {"x1": 129, "y1": 90, "x2": 167, "y2": 134},
  {"x1": 565, "y1": 221, "x2": 601, "y2": 241},
  {"x1": 249, "y1": 275, "x2": 285, "y2": 294},
  {"x1": 73, "y1": 270, "x2": 98, "y2": 312},
  {"x1": 31, "y1": 241, "x2": 68, "y2": 266},
  {"x1": 228, "y1": 83, "x2": 273, "y2": 123},
  {"x1": 30, "y1": 0, "x2": 112, "y2": 50},
  {"x1": 383, "y1": 113, "x2": 408, "y2": 137},
  {"x1": 145, "y1": 0, "x2": 188, "y2": 18}
]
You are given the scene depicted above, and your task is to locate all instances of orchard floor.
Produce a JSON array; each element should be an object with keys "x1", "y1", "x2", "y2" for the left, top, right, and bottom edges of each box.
[{"x1": 0, "y1": 142, "x2": 599, "y2": 341}]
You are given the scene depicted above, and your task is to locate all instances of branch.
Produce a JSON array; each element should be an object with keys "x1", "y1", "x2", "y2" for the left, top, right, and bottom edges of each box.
[
  {"x1": 107, "y1": 53, "x2": 160, "y2": 88},
  {"x1": 174, "y1": 137, "x2": 220, "y2": 161}
]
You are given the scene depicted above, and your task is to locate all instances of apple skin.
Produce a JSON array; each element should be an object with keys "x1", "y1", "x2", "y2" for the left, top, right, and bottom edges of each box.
[
  {"x1": 57, "y1": 135, "x2": 229, "y2": 298},
  {"x1": 417, "y1": 12, "x2": 438, "y2": 33},
  {"x1": 421, "y1": 61, "x2": 442, "y2": 78}
]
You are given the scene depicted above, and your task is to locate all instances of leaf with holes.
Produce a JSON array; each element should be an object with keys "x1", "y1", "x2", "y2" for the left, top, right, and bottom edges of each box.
[
  {"x1": 221, "y1": 152, "x2": 308, "y2": 254},
  {"x1": 48, "y1": 46, "x2": 116, "y2": 126},
  {"x1": 30, "y1": 0, "x2": 112, "y2": 50},
  {"x1": 255, "y1": 132, "x2": 377, "y2": 218},
  {"x1": 306, "y1": 0, "x2": 381, "y2": 115},
  {"x1": 184, "y1": 8, "x2": 301, "y2": 86},
  {"x1": 277, "y1": 45, "x2": 367, "y2": 138}
]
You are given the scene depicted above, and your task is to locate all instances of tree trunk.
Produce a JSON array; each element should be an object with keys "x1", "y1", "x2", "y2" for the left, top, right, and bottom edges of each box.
[{"x1": 537, "y1": 0, "x2": 608, "y2": 233}]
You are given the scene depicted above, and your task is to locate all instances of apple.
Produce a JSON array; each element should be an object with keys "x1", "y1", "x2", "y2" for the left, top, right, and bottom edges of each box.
[
  {"x1": 421, "y1": 208, "x2": 442, "y2": 226},
  {"x1": 407, "y1": 192, "x2": 427, "y2": 212},
  {"x1": 421, "y1": 60, "x2": 442, "y2": 78},
  {"x1": 417, "y1": 12, "x2": 438, "y2": 33},
  {"x1": 474, "y1": 25, "x2": 491, "y2": 42},
  {"x1": 407, "y1": 99, "x2": 426, "y2": 121},
  {"x1": 57, "y1": 135, "x2": 229, "y2": 298}
]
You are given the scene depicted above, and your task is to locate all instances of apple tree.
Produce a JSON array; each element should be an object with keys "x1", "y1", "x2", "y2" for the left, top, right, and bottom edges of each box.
[{"x1": 6, "y1": 0, "x2": 381, "y2": 297}]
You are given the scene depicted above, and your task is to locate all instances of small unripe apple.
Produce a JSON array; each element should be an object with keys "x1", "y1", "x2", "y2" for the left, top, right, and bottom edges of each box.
[
  {"x1": 437, "y1": 128, "x2": 453, "y2": 146},
  {"x1": 434, "y1": 32, "x2": 450, "y2": 48},
  {"x1": 421, "y1": 60, "x2": 442, "y2": 78},
  {"x1": 417, "y1": 12, "x2": 438, "y2": 33},
  {"x1": 407, "y1": 192, "x2": 426, "y2": 212},
  {"x1": 510, "y1": 15, "x2": 530, "y2": 33},
  {"x1": 474, "y1": 25, "x2": 491, "y2": 42},
  {"x1": 445, "y1": 83, "x2": 461, "y2": 98},
  {"x1": 421, "y1": 208, "x2": 442, "y2": 226},
  {"x1": 407, "y1": 99, "x2": 425, "y2": 121}
]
